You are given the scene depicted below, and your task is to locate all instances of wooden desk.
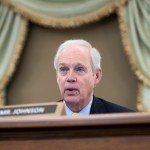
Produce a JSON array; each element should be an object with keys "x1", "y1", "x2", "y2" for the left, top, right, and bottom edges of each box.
[{"x1": 0, "y1": 112, "x2": 150, "y2": 150}]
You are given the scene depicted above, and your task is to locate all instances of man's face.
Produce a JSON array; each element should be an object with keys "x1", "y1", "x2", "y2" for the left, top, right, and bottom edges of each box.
[{"x1": 56, "y1": 44, "x2": 102, "y2": 111}]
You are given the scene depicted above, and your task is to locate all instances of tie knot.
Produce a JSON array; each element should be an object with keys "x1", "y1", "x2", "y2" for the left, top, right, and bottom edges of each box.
[{"x1": 72, "y1": 112, "x2": 79, "y2": 116}]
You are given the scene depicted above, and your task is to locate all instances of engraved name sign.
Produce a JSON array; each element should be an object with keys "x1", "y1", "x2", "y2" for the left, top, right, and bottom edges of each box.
[{"x1": 0, "y1": 104, "x2": 57, "y2": 117}]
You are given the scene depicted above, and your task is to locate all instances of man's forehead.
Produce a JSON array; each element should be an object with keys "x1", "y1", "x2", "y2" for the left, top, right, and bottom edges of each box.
[{"x1": 59, "y1": 47, "x2": 91, "y2": 63}]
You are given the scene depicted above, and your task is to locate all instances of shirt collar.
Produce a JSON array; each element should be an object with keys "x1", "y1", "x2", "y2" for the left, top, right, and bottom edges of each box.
[{"x1": 64, "y1": 97, "x2": 93, "y2": 116}]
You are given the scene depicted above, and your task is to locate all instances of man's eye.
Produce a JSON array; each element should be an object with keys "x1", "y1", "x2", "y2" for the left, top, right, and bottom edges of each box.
[
  {"x1": 59, "y1": 67, "x2": 66, "y2": 71},
  {"x1": 75, "y1": 67, "x2": 85, "y2": 72},
  {"x1": 59, "y1": 67, "x2": 68, "y2": 74}
]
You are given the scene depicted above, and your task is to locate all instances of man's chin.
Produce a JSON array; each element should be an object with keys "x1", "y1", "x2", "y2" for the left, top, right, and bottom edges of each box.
[{"x1": 64, "y1": 96, "x2": 80, "y2": 103}]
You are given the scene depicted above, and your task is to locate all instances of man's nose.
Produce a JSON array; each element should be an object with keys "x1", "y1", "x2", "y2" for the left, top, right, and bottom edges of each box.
[{"x1": 66, "y1": 70, "x2": 77, "y2": 82}]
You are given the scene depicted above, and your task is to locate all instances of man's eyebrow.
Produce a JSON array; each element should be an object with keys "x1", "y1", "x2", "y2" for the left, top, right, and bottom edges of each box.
[
  {"x1": 59, "y1": 63, "x2": 86, "y2": 68},
  {"x1": 59, "y1": 63, "x2": 67, "y2": 66},
  {"x1": 75, "y1": 63, "x2": 85, "y2": 67}
]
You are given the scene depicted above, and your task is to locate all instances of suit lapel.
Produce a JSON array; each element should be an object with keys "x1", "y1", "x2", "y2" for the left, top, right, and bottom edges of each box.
[{"x1": 90, "y1": 96, "x2": 107, "y2": 114}]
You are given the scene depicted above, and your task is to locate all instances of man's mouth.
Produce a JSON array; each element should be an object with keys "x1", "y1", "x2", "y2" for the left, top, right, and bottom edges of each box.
[{"x1": 65, "y1": 88, "x2": 79, "y2": 95}]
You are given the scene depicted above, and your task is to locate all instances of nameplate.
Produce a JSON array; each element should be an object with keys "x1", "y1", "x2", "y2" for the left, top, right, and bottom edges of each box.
[{"x1": 0, "y1": 104, "x2": 57, "y2": 117}]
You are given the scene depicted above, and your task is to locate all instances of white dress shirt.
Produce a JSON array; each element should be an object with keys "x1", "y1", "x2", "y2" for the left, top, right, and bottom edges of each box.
[{"x1": 63, "y1": 98, "x2": 93, "y2": 116}]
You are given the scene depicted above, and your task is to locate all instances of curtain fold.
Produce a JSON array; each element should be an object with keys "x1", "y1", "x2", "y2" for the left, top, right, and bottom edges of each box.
[
  {"x1": 0, "y1": 4, "x2": 28, "y2": 105},
  {"x1": 12, "y1": 0, "x2": 118, "y2": 17},
  {"x1": 1, "y1": 0, "x2": 127, "y2": 28},
  {"x1": 127, "y1": 0, "x2": 150, "y2": 79},
  {"x1": 117, "y1": 0, "x2": 150, "y2": 111}
]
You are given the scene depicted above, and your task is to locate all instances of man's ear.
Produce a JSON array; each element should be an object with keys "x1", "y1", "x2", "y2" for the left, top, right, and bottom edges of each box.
[{"x1": 94, "y1": 68, "x2": 102, "y2": 86}]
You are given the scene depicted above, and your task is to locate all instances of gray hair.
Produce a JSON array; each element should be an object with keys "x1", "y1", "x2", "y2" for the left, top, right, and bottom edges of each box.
[{"x1": 54, "y1": 39, "x2": 101, "y2": 72}]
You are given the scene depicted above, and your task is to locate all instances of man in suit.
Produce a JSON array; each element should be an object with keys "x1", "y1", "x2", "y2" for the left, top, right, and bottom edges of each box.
[{"x1": 54, "y1": 39, "x2": 134, "y2": 116}]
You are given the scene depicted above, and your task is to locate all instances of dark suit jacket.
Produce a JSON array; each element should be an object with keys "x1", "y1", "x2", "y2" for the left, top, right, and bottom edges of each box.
[
  {"x1": 58, "y1": 95, "x2": 134, "y2": 114},
  {"x1": 90, "y1": 96, "x2": 134, "y2": 114}
]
